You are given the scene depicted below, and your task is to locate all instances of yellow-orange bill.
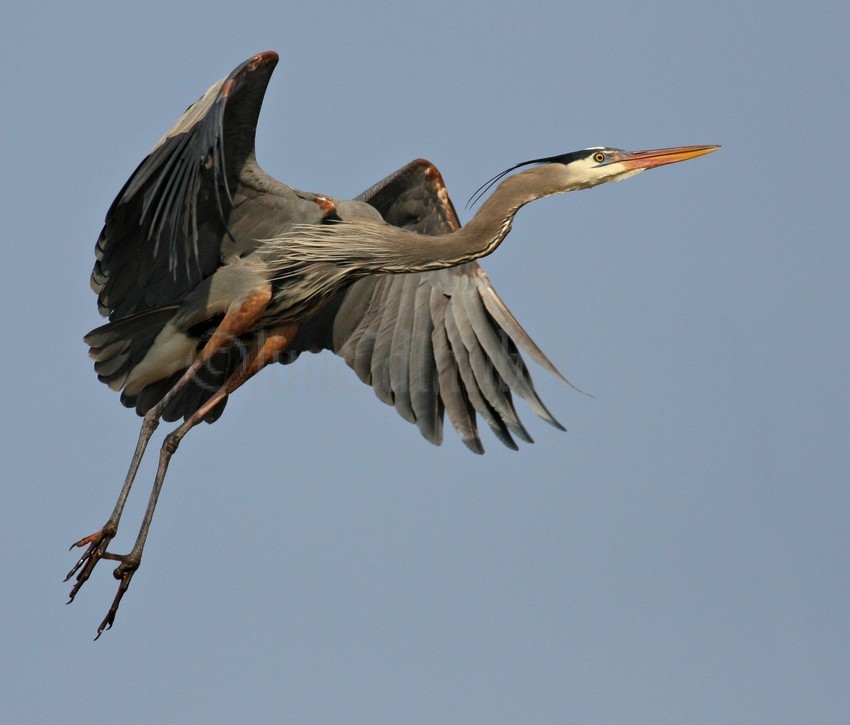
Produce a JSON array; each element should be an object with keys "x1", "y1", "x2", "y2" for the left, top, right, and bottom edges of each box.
[{"x1": 619, "y1": 145, "x2": 720, "y2": 170}]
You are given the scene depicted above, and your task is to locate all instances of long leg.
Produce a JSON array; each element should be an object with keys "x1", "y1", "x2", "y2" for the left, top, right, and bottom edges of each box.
[
  {"x1": 93, "y1": 322, "x2": 298, "y2": 637},
  {"x1": 66, "y1": 287, "x2": 275, "y2": 609}
]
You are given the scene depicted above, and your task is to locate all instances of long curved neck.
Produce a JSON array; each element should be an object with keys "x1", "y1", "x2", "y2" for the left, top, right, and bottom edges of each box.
[
  {"x1": 265, "y1": 164, "x2": 568, "y2": 280},
  {"x1": 391, "y1": 163, "x2": 566, "y2": 272}
]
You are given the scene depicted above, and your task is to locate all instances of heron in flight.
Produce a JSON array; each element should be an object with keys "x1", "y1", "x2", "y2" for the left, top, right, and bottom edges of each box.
[{"x1": 66, "y1": 51, "x2": 717, "y2": 636}]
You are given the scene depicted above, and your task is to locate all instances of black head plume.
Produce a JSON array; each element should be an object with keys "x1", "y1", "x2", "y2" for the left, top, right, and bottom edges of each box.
[{"x1": 465, "y1": 150, "x2": 591, "y2": 209}]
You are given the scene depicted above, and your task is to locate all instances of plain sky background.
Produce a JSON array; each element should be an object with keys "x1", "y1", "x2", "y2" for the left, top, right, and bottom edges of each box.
[{"x1": 1, "y1": 2, "x2": 847, "y2": 723}]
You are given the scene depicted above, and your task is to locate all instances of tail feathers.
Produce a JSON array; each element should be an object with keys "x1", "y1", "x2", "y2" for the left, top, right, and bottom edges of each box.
[
  {"x1": 121, "y1": 347, "x2": 238, "y2": 423},
  {"x1": 86, "y1": 307, "x2": 180, "y2": 392},
  {"x1": 85, "y1": 306, "x2": 241, "y2": 423}
]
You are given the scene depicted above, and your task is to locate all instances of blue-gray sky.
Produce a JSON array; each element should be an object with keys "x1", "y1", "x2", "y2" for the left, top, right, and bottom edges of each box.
[{"x1": 2, "y1": 2, "x2": 847, "y2": 722}]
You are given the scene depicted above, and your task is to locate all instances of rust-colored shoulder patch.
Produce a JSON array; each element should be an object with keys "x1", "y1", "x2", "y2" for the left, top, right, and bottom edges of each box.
[
  {"x1": 313, "y1": 195, "x2": 338, "y2": 217},
  {"x1": 418, "y1": 159, "x2": 461, "y2": 231}
]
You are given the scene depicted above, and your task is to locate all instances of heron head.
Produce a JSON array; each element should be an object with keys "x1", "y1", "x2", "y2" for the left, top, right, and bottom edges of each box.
[
  {"x1": 467, "y1": 145, "x2": 718, "y2": 207},
  {"x1": 556, "y1": 145, "x2": 720, "y2": 186}
]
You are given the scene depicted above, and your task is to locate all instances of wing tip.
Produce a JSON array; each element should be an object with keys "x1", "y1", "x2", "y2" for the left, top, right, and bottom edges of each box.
[{"x1": 463, "y1": 436, "x2": 485, "y2": 455}]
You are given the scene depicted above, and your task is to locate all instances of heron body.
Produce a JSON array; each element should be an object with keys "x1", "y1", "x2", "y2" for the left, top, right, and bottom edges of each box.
[{"x1": 67, "y1": 51, "x2": 718, "y2": 636}]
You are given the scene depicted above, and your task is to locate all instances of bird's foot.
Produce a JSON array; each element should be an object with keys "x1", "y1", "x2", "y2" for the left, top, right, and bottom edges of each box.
[
  {"x1": 94, "y1": 559, "x2": 140, "y2": 639},
  {"x1": 65, "y1": 525, "x2": 119, "y2": 602},
  {"x1": 65, "y1": 526, "x2": 141, "y2": 638}
]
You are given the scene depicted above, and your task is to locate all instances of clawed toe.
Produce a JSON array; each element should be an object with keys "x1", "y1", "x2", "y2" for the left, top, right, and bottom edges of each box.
[
  {"x1": 94, "y1": 560, "x2": 139, "y2": 640},
  {"x1": 64, "y1": 526, "x2": 117, "y2": 602},
  {"x1": 66, "y1": 526, "x2": 142, "y2": 639}
]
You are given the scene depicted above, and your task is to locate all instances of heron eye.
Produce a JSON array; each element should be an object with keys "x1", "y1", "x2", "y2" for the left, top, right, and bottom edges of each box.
[{"x1": 593, "y1": 152, "x2": 606, "y2": 164}]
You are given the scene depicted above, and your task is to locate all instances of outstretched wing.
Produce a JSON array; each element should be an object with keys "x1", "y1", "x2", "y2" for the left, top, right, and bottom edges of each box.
[
  {"x1": 92, "y1": 51, "x2": 302, "y2": 320},
  {"x1": 285, "y1": 159, "x2": 566, "y2": 453}
]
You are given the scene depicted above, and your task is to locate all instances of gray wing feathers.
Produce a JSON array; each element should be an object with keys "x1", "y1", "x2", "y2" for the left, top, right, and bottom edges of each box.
[
  {"x1": 317, "y1": 265, "x2": 552, "y2": 452},
  {"x1": 283, "y1": 158, "x2": 567, "y2": 452},
  {"x1": 478, "y1": 281, "x2": 566, "y2": 385},
  {"x1": 387, "y1": 275, "x2": 419, "y2": 423},
  {"x1": 429, "y1": 288, "x2": 482, "y2": 453},
  {"x1": 92, "y1": 52, "x2": 279, "y2": 320},
  {"x1": 408, "y1": 281, "x2": 442, "y2": 445},
  {"x1": 368, "y1": 275, "x2": 405, "y2": 408},
  {"x1": 462, "y1": 273, "x2": 565, "y2": 431},
  {"x1": 449, "y1": 275, "x2": 532, "y2": 445},
  {"x1": 441, "y1": 282, "x2": 518, "y2": 450}
]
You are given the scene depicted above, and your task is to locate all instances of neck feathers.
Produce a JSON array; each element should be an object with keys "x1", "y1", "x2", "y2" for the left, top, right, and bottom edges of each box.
[{"x1": 264, "y1": 164, "x2": 564, "y2": 279}]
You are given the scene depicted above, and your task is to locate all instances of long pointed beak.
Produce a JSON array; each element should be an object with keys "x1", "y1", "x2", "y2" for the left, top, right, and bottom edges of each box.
[{"x1": 619, "y1": 144, "x2": 720, "y2": 170}]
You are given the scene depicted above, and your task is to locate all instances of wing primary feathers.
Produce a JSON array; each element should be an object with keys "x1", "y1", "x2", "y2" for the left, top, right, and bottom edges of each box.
[
  {"x1": 444, "y1": 290, "x2": 518, "y2": 450},
  {"x1": 167, "y1": 150, "x2": 198, "y2": 279},
  {"x1": 430, "y1": 287, "x2": 483, "y2": 453},
  {"x1": 146, "y1": 135, "x2": 192, "y2": 257},
  {"x1": 94, "y1": 53, "x2": 292, "y2": 326},
  {"x1": 369, "y1": 276, "x2": 405, "y2": 408},
  {"x1": 408, "y1": 280, "x2": 441, "y2": 444},
  {"x1": 210, "y1": 95, "x2": 239, "y2": 252},
  {"x1": 214, "y1": 96, "x2": 234, "y2": 207},
  {"x1": 388, "y1": 275, "x2": 418, "y2": 423},
  {"x1": 449, "y1": 279, "x2": 533, "y2": 444},
  {"x1": 478, "y1": 282, "x2": 566, "y2": 383},
  {"x1": 348, "y1": 278, "x2": 389, "y2": 385},
  {"x1": 461, "y1": 287, "x2": 565, "y2": 431}
]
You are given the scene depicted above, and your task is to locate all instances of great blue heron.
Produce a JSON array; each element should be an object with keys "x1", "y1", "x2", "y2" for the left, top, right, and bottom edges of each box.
[{"x1": 66, "y1": 51, "x2": 717, "y2": 637}]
